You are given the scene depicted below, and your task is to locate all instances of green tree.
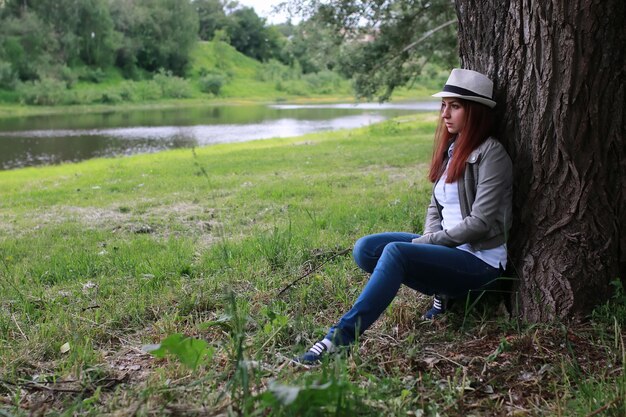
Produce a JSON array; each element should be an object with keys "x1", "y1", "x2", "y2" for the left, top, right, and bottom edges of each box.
[
  {"x1": 4, "y1": 0, "x2": 118, "y2": 67},
  {"x1": 292, "y1": 0, "x2": 457, "y2": 100},
  {"x1": 0, "y1": 11, "x2": 57, "y2": 81},
  {"x1": 110, "y1": 0, "x2": 199, "y2": 75},
  {"x1": 194, "y1": 0, "x2": 227, "y2": 41},
  {"x1": 279, "y1": 18, "x2": 341, "y2": 74},
  {"x1": 76, "y1": 0, "x2": 119, "y2": 67},
  {"x1": 225, "y1": 6, "x2": 281, "y2": 61},
  {"x1": 108, "y1": 0, "x2": 142, "y2": 76},
  {"x1": 1, "y1": 0, "x2": 118, "y2": 69}
]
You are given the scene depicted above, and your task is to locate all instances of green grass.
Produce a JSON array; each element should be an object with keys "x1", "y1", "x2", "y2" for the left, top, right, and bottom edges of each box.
[
  {"x1": 190, "y1": 40, "x2": 261, "y2": 81},
  {"x1": 1, "y1": 113, "x2": 624, "y2": 416}
]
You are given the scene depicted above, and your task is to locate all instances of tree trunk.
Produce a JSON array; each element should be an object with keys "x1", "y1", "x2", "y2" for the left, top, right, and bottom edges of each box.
[{"x1": 455, "y1": 0, "x2": 626, "y2": 320}]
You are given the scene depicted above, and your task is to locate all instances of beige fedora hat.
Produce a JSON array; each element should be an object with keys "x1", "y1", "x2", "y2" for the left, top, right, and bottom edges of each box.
[{"x1": 433, "y1": 69, "x2": 496, "y2": 108}]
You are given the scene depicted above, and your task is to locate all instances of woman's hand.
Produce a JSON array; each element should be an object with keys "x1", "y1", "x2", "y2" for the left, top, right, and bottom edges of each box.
[{"x1": 412, "y1": 233, "x2": 432, "y2": 244}]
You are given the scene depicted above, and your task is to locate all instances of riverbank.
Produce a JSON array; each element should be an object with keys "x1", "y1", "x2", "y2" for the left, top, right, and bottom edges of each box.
[
  {"x1": 1, "y1": 113, "x2": 623, "y2": 416},
  {"x1": 0, "y1": 97, "x2": 341, "y2": 119},
  {"x1": 0, "y1": 89, "x2": 433, "y2": 120}
]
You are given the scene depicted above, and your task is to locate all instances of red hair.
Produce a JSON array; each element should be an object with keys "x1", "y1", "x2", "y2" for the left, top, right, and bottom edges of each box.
[{"x1": 427, "y1": 99, "x2": 495, "y2": 183}]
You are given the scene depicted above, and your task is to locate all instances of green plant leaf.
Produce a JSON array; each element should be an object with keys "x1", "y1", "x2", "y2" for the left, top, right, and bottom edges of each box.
[
  {"x1": 199, "y1": 314, "x2": 233, "y2": 331},
  {"x1": 143, "y1": 333, "x2": 213, "y2": 370}
]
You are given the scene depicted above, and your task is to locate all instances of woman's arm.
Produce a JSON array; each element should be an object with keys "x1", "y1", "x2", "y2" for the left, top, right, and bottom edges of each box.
[{"x1": 423, "y1": 193, "x2": 443, "y2": 235}]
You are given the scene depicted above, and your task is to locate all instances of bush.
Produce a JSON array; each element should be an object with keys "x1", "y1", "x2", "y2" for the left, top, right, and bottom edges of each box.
[
  {"x1": 0, "y1": 62, "x2": 19, "y2": 90},
  {"x1": 275, "y1": 80, "x2": 308, "y2": 96},
  {"x1": 199, "y1": 72, "x2": 226, "y2": 96},
  {"x1": 17, "y1": 78, "x2": 68, "y2": 105},
  {"x1": 0, "y1": 89, "x2": 20, "y2": 103},
  {"x1": 99, "y1": 92, "x2": 123, "y2": 104},
  {"x1": 414, "y1": 63, "x2": 449, "y2": 90},
  {"x1": 119, "y1": 80, "x2": 162, "y2": 101},
  {"x1": 257, "y1": 59, "x2": 300, "y2": 83},
  {"x1": 257, "y1": 60, "x2": 288, "y2": 82},
  {"x1": 153, "y1": 69, "x2": 193, "y2": 99},
  {"x1": 78, "y1": 67, "x2": 107, "y2": 84},
  {"x1": 118, "y1": 81, "x2": 136, "y2": 101},
  {"x1": 59, "y1": 89, "x2": 87, "y2": 105},
  {"x1": 272, "y1": 70, "x2": 346, "y2": 96},
  {"x1": 58, "y1": 66, "x2": 78, "y2": 88},
  {"x1": 302, "y1": 70, "x2": 343, "y2": 94}
]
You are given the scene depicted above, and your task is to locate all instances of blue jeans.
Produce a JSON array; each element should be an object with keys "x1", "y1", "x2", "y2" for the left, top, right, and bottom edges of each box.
[{"x1": 325, "y1": 232, "x2": 502, "y2": 345}]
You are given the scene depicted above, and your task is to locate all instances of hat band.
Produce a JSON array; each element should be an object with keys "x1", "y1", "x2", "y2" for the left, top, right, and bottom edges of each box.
[{"x1": 442, "y1": 84, "x2": 492, "y2": 101}]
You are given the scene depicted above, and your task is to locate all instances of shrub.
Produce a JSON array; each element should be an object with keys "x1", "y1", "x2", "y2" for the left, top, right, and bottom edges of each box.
[
  {"x1": 199, "y1": 72, "x2": 226, "y2": 96},
  {"x1": 257, "y1": 60, "x2": 287, "y2": 82},
  {"x1": 17, "y1": 78, "x2": 68, "y2": 105},
  {"x1": 119, "y1": 80, "x2": 162, "y2": 101},
  {"x1": 303, "y1": 70, "x2": 343, "y2": 94},
  {"x1": 414, "y1": 63, "x2": 449, "y2": 90},
  {"x1": 99, "y1": 92, "x2": 123, "y2": 104},
  {"x1": 0, "y1": 62, "x2": 19, "y2": 90},
  {"x1": 58, "y1": 90, "x2": 84, "y2": 105},
  {"x1": 138, "y1": 81, "x2": 163, "y2": 100},
  {"x1": 118, "y1": 81, "x2": 136, "y2": 101},
  {"x1": 0, "y1": 89, "x2": 20, "y2": 103},
  {"x1": 78, "y1": 67, "x2": 107, "y2": 84},
  {"x1": 257, "y1": 59, "x2": 300, "y2": 83},
  {"x1": 275, "y1": 80, "x2": 308, "y2": 96},
  {"x1": 58, "y1": 66, "x2": 78, "y2": 88},
  {"x1": 153, "y1": 69, "x2": 193, "y2": 99}
]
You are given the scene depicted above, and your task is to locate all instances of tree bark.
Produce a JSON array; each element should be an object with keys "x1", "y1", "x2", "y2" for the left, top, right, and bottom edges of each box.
[{"x1": 455, "y1": 0, "x2": 626, "y2": 320}]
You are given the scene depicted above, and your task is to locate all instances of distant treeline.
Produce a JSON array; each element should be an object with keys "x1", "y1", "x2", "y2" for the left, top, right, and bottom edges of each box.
[{"x1": 0, "y1": 0, "x2": 339, "y2": 90}]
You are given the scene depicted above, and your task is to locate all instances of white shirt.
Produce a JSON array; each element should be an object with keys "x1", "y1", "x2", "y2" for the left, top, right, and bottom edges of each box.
[{"x1": 433, "y1": 152, "x2": 507, "y2": 269}]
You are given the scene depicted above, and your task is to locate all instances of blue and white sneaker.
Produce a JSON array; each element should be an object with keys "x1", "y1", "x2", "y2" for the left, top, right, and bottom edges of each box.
[
  {"x1": 422, "y1": 296, "x2": 447, "y2": 320},
  {"x1": 293, "y1": 339, "x2": 335, "y2": 365}
]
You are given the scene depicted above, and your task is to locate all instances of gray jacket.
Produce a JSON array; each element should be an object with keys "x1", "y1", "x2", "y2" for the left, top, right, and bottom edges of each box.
[{"x1": 413, "y1": 137, "x2": 512, "y2": 250}]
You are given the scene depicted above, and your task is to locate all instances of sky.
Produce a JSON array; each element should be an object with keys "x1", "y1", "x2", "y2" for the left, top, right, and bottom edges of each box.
[{"x1": 236, "y1": 0, "x2": 296, "y2": 24}]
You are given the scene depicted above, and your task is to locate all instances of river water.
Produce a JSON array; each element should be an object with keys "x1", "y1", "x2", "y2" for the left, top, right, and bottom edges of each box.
[{"x1": 0, "y1": 101, "x2": 439, "y2": 170}]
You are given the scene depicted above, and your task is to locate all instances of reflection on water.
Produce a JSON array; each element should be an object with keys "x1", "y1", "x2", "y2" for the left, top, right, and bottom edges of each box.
[
  {"x1": 270, "y1": 102, "x2": 440, "y2": 110},
  {"x1": 0, "y1": 101, "x2": 439, "y2": 170}
]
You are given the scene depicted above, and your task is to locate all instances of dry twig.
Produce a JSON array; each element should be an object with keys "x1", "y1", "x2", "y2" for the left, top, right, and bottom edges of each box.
[{"x1": 277, "y1": 248, "x2": 351, "y2": 297}]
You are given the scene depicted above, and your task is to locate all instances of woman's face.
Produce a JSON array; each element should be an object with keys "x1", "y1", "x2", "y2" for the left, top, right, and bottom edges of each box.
[{"x1": 441, "y1": 98, "x2": 466, "y2": 135}]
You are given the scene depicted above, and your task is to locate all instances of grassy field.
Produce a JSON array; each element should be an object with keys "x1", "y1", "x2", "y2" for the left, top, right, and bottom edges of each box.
[{"x1": 1, "y1": 113, "x2": 624, "y2": 416}]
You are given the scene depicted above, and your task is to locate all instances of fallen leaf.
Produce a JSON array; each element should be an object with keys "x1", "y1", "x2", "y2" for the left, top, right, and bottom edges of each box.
[
  {"x1": 519, "y1": 371, "x2": 534, "y2": 381},
  {"x1": 422, "y1": 357, "x2": 441, "y2": 368}
]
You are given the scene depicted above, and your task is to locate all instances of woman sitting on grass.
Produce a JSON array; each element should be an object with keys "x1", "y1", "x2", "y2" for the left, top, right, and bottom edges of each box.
[{"x1": 296, "y1": 68, "x2": 513, "y2": 365}]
